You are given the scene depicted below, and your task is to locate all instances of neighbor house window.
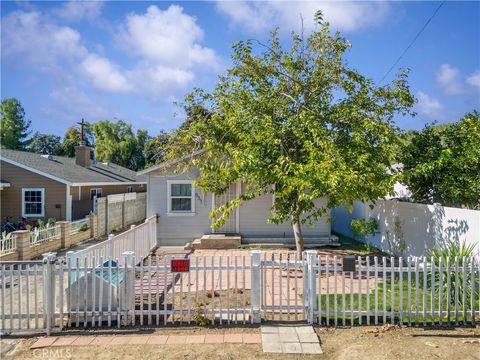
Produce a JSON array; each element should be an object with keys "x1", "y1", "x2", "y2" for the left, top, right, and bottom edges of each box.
[
  {"x1": 22, "y1": 188, "x2": 45, "y2": 217},
  {"x1": 167, "y1": 180, "x2": 195, "y2": 214},
  {"x1": 126, "y1": 186, "x2": 133, "y2": 193},
  {"x1": 90, "y1": 188, "x2": 102, "y2": 200}
]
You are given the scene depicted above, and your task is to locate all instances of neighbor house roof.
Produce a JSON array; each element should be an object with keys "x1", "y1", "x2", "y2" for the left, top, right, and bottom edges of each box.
[{"x1": 0, "y1": 149, "x2": 146, "y2": 186}]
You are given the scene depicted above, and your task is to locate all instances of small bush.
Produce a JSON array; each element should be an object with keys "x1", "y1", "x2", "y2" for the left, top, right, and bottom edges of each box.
[
  {"x1": 350, "y1": 217, "x2": 378, "y2": 251},
  {"x1": 79, "y1": 223, "x2": 89, "y2": 232}
]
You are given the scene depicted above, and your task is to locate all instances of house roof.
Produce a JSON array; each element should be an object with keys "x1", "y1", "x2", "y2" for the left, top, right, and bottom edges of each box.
[
  {"x1": 138, "y1": 149, "x2": 206, "y2": 176},
  {"x1": 0, "y1": 149, "x2": 146, "y2": 186}
]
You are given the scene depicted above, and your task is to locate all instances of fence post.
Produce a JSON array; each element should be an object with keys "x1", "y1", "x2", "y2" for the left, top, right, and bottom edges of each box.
[
  {"x1": 250, "y1": 250, "x2": 261, "y2": 324},
  {"x1": 42, "y1": 252, "x2": 57, "y2": 336},
  {"x1": 88, "y1": 213, "x2": 97, "y2": 239},
  {"x1": 57, "y1": 221, "x2": 70, "y2": 249},
  {"x1": 130, "y1": 225, "x2": 137, "y2": 255},
  {"x1": 14, "y1": 230, "x2": 31, "y2": 260},
  {"x1": 306, "y1": 250, "x2": 318, "y2": 324},
  {"x1": 107, "y1": 234, "x2": 114, "y2": 259},
  {"x1": 122, "y1": 251, "x2": 135, "y2": 326}
]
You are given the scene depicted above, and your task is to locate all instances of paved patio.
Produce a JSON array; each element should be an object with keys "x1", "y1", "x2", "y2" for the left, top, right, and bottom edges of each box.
[{"x1": 138, "y1": 248, "x2": 379, "y2": 318}]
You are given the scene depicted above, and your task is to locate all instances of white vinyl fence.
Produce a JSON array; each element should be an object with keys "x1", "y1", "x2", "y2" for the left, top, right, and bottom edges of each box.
[
  {"x1": 332, "y1": 200, "x2": 480, "y2": 257},
  {"x1": 0, "y1": 232, "x2": 15, "y2": 255},
  {"x1": 1, "y1": 251, "x2": 479, "y2": 335},
  {"x1": 30, "y1": 225, "x2": 58, "y2": 246},
  {"x1": 67, "y1": 215, "x2": 157, "y2": 267}
]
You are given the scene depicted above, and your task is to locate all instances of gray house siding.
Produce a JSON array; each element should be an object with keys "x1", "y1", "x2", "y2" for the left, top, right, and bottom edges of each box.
[
  {"x1": 148, "y1": 169, "x2": 213, "y2": 246},
  {"x1": 239, "y1": 194, "x2": 330, "y2": 239},
  {"x1": 147, "y1": 169, "x2": 331, "y2": 246}
]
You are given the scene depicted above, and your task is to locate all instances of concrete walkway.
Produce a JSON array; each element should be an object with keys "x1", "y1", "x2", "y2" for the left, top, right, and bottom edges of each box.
[{"x1": 261, "y1": 324, "x2": 322, "y2": 354}]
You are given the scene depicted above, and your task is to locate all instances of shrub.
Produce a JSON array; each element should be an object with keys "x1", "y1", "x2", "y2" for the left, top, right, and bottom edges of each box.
[
  {"x1": 350, "y1": 218, "x2": 378, "y2": 251},
  {"x1": 427, "y1": 240, "x2": 479, "y2": 307}
]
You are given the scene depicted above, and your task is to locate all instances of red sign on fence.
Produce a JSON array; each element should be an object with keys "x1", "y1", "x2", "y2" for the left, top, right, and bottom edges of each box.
[{"x1": 171, "y1": 259, "x2": 190, "y2": 273}]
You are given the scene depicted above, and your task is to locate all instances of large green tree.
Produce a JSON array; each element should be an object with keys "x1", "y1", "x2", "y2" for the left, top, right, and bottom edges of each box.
[
  {"x1": 0, "y1": 98, "x2": 31, "y2": 150},
  {"x1": 92, "y1": 120, "x2": 148, "y2": 171},
  {"x1": 144, "y1": 130, "x2": 172, "y2": 168},
  {"x1": 402, "y1": 111, "x2": 480, "y2": 209},
  {"x1": 168, "y1": 13, "x2": 415, "y2": 257},
  {"x1": 28, "y1": 132, "x2": 62, "y2": 155},
  {"x1": 61, "y1": 122, "x2": 94, "y2": 157}
]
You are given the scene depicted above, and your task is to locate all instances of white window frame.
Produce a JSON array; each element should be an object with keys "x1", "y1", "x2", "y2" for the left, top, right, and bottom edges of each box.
[
  {"x1": 90, "y1": 188, "x2": 102, "y2": 213},
  {"x1": 167, "y1": 180, "x2": 195, "y2": 216},
  {"x1": 22, "y1": 188, "x2": 45, "y2": 217},
  {"x1": 126, "y1": 186, "x2": 133, "y2": 193}
]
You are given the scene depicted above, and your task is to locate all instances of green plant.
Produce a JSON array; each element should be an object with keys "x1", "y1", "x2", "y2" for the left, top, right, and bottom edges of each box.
[
  {"x1": 350, "y1": 218, "x2": 378, "y2": 251},
  {"x1": 79, "y1": 223, "x2": 89, "y2": 232},
  {"x1": 385, "y1": 216, "x2": 407, "y2": 256},
  {"x1": 427, "y1": 240, "x2": 479, "y2": 307},
  {"x1": 192, "y1": 303, "x2": 209, "y2": 326}
]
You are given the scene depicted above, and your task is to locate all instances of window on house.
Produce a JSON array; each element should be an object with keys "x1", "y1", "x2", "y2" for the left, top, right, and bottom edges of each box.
[
  {"x1": 22, "y1": 188, "x2": 45, "y2": 217},
  {"x1": 90, "y1": 188, "x2": 102, "y2": 200},
  {"x1": 127, "y1": 186, "x2": 133, "y2": 193},
  {"x1": 168, "y1": 181, "x2": 194, "y2": 213}
]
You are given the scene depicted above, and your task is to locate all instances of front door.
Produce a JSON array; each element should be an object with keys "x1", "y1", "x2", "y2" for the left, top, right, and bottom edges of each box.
[{"x1": 213, "y1": 182, "x2": 238, "y2": 233}]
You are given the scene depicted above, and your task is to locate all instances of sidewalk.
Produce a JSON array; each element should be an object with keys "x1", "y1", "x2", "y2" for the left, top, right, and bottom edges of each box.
[{"x1": 30, "y1": 333, "x2": 261, "y2": 348}]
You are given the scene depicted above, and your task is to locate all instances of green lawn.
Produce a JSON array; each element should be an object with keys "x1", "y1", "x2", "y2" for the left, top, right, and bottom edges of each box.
[{"x1": 315, "y1": 278, "x2": 480, "y2": 325}]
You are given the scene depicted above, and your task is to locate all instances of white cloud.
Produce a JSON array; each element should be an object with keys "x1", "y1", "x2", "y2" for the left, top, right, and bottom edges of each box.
[
  {"x1": 80, "y1": 54, "x2": 131, "y2": 92},
  {"x1": 416, "y1": 91, "x2": 443, "y2": 120},
  {"x1": 1, "y1": 10, "x2": 87, "y2": 74},
  {"x1": 215, "y1": 1, "x2": 390, "y2": 34},
  {"x1": 466, "y1": 70, "x2": 480, "y2": 89},
  {"x1": 119, "y1": 5, "x2": 219, "y2": 68},
  {"x1": 115, "y1": 5, "x2": 220, "y2": 100},
  {"x1": 2, "y1": 5, "x2": 219, "y2": 102},
  {"x1": 436, "y1": 64, "x2": 464, "y2": 96},
  {"x1": 53, "y1": 1, "x2": 104, "y2": 22},
  {"x1": 126, "y1": 65, "x2": 194, "y2": 100}
]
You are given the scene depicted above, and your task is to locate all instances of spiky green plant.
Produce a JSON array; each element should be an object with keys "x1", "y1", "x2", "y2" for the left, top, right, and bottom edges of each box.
[{"x1": 427, "y1": 240, "x2": 479, "y2": 307}]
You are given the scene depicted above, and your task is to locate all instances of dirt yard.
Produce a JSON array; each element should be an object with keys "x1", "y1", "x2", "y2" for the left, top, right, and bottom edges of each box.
[{"x1": 2, "y1": 325, "x2": 479, "y2": 360}]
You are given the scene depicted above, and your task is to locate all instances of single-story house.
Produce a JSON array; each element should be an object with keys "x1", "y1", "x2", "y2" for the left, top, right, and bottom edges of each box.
[
  {"x1": 138, "y1": 160, "x2": 332, "y2": 247},
  {"x1": 0, "y1": 144, "x2": 146, "y2": 222}
]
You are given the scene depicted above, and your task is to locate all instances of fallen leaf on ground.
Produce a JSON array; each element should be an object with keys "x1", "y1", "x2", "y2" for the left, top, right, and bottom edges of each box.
[{"x1": 425, "y1": 341, "x2": 439, "y2": 348}]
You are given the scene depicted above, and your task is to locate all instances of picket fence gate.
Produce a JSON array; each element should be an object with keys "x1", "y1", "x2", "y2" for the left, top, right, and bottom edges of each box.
[{"x1": 1, "y1": 250, "x2": 479, "y2": 335}]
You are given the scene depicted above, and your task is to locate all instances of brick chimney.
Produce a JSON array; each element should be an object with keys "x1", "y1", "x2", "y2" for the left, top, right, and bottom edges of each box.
[{"x1": 75, "y1": 142, "x2": 91, "y2": 168}]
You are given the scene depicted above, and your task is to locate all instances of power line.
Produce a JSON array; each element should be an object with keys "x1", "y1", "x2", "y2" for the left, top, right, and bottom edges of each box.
[{"x1": 379, "y1": 1, "x2": 445, "y2": 85}]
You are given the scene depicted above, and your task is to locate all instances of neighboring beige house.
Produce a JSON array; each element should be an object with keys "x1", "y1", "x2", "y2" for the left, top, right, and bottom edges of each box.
[{"x1": 0, "y1": 144, "x2": 146, "y2": 222}]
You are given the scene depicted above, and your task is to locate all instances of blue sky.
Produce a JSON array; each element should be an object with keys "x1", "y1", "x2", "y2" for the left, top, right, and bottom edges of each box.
[{"x1": 1, "y1": 1, "x2": 479, "y2": 137}]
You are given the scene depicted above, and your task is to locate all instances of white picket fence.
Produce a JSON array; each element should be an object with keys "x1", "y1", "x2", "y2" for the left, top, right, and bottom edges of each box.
[
  {"x1": 0, "y1": 232, "x2": 15, "y2": 255},
  {"x1": 1, "y1": 251, "x2": 479, "y2": 335},
  {"x1": 30, "y1": 225, "x2": 58, "y2": 246},
  {"x1": 67, "y1": 215, "x2": 157, "y2": 267},
  {"x1": 69, "y1": 218, "x2": 90, "y2": 235}
]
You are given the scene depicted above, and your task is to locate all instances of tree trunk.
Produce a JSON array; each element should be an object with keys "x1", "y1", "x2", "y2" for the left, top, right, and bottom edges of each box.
[{"x1": 292, "y1": 218, "x2": 304, "y2": 260}]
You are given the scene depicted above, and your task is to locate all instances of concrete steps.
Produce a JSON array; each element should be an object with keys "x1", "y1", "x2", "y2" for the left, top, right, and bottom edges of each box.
[
  {"x1": 184, "y1": 234, "x2": 242, "y2": 250},
  {"x1": 184, "y1": 234, "x2": 339, "y2": 250}
]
